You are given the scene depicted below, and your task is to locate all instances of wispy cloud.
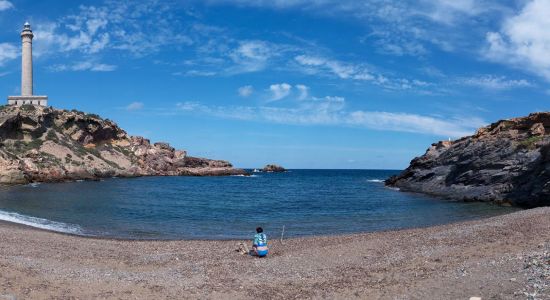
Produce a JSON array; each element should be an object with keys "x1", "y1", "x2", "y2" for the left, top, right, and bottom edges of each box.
[
  {"x1": 294, "y1": 55, "x2": 431, "y2": 91},
  {"x1": 33, "y1": 1, "x2": 194, "y2": 71},
  {"x1": 207, "y1": 0, "x2": 507, "y2": 56},
  {"x1": 238, "y1": 85, "x2": 254, "y2": 97},
  {"x1": 49, "y1": 61, "x2": 117, "y2": 72},
  {"x1": 484, "y1": 0, "x2": 550, "y2": 82},
  {"x1": 296, "y1": 84, "x2": 309, "y2": 100},
  {"x1": 459, "y1": 75, "x2": 532, "y2": 90},
  {"x1": 269, "y1": 83, "x2": 292, "y2": 101},
  {"x1": 0, "y1": 0, "x2": 13, "y2": 11},
  {"x1": 126, "y1": 102, "x2": 144, "y2": 111},
  {"x1": 172, "y1": 96, "x2": 482, "y2": 138},
  {"x1": 0, "y1": 43, "x2": 18, "y2": 66}
]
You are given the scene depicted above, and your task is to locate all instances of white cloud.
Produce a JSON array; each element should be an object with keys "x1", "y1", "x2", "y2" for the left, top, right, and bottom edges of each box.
[
  {"x1": 459, "y1": 75, "x2": 532, "y2": 90},
  {"x1": 33, "y1": 1, "x2": 193, "y2": 58},
  {"x1": 0, "y1": 43, "x2": 18, "y2": 66},
  {"x1": 485, "y1": 0, "x2": 550, "y2": 81},
  {"x1": 295, "y1": 55, "x2": 358, "y2": 79},
  {"x1": 269, "y1": 83, "x2": 292, "y2": 101},
  {"x1": 347, "y1": 111, "x2": 483, "y2": 137},
  {"x1": 238, "y1": 85, "x2": 254, "y2": 97},
  {"x1": 294, "y1": 55, "x2": 430, "y2": 91},
  {"x1": 295, "y1": 84, "x2": 309, "y2": 100},
  {"x1": 126, "y1": 102, "x2": 144, "y2": 111},
  {"x1": 207, "y1": 0, "x2": 506, "y2": 57},
  {"x1": 172, "y1": 95, "x2": 481, "y2": 137},
  {"x1": 0, "y1": 0, "x2": 13, "y2": 11},
  {"x1": 422, "y1": 0, "x2": 494, "y2": 24},
  {"x1": 228, "y1": 40, "x2": 275, "y2": 73},
  {"x1": 183, "y1": 70, "x2": 217, "y2": 77},
  {"x1": 50, "y1": 61, "x2": 117, "y2": 72}
]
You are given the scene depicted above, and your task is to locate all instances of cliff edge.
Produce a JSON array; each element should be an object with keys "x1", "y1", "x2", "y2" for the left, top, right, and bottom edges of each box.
[
  {"x1": 385, "y1": 112, "x2": 550, "y2": 208},
  {"x1": 0, "y1": 105, "x2": 246, "y2": 184}
]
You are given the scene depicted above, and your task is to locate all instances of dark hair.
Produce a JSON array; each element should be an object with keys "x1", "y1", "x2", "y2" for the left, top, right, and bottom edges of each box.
[{"x1": 256, "y1": 227, "x2": 263, "y2": 233}]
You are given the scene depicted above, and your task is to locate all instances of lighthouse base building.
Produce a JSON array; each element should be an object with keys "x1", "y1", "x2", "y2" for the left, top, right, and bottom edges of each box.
[
  {"x1": 7, "y1": 22, "x2": 48, "y2": 107},
  {"x1": 7, "y1": 96, "x2": 48, "y2": 106}
]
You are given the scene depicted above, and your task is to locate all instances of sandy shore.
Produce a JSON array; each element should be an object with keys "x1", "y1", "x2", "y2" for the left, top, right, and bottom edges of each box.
[{"x1": 0, "y1": 208, "x2": 548, "y2": 299}]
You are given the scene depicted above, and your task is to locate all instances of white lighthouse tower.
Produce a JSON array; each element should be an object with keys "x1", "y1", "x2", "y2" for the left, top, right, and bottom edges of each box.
[{"x1": 7, "y1": 22, "x2": 48, "y2": 106}]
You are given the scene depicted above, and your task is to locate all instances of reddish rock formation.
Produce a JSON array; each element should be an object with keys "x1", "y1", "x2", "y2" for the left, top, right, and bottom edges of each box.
[{"x1": 0, "y1": 105, "x2": 246, "y2": 184}]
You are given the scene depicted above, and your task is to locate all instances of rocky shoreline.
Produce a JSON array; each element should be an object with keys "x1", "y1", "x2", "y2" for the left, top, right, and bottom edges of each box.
[
  {"x1": 0, "y1": 207, "x2": 547, "y2": 299},
  {"x1": 0, "y1": 105, "x2": 246, "y2": 184},
  {"x1": 386, "y1": 112, "x2": 550, "y2": 208}
]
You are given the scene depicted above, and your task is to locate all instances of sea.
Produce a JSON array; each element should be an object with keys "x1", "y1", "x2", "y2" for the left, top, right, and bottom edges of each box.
[{"x1": 0, "y1": 170, "x2": 519, "y2": 240}]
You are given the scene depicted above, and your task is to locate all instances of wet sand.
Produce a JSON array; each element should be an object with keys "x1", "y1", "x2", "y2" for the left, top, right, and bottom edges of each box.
[{"x1": 0, "y1": 207, "x2": 548, "y2": 299}]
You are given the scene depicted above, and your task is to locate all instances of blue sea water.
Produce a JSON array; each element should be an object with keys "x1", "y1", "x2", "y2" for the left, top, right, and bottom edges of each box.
[{"x1": 0, "y1": 170, "x2": 519, "y2": 240}]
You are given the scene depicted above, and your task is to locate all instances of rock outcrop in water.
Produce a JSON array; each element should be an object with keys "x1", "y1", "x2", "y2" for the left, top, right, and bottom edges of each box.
[
  {"x1": 0, "y1": 105, "x2": 246, "y2": 184},
  {"x1": 262, "y1": 164, "x2": 286, "y2": 172},
  {"x1": 385, "y1": 112, "x2": 550, "y2": 208}
]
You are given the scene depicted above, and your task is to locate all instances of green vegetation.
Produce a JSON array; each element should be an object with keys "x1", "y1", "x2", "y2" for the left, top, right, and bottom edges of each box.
[
  {"x1": 35, "y1": 152, "x2": 62, "y2": 167},
  {"x1": 496, "y1": 120, "x2": 515, "y2": 130},
  {"x1": 45, "y1": 129, "x2": 58, "y2": 141},
  {"x1": 11, "y1": 139, "x2": 44, "y2": 153},
  {"x1": 115, "y1": 145, "x2": 132, "y2": 157},
  {"x1": 72, "y1": 141, "x2": 101, "y2": 158},
  {"x1": 103, "y1": 158, "x2": 120, "y2": 169},
  {"x1": 85, "y1": 113, "x2": 100, "y2": 119},
  {"x1": 20, "y1": 104, "x2": 36, "y2": 112},
  {"x1": 518, "y1": 136, "x2": 544, "y2": 150}
]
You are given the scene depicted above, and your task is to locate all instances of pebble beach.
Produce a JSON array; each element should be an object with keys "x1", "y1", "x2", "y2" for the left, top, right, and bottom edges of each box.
[{"x1": 0, "y1": 207, "x2": 548, "y2": 299}]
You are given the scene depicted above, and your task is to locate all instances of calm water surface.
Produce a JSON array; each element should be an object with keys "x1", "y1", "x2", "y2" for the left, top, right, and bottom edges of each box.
[{"x1": 0, "y1": 170, "x2": 519, "y2": 239}]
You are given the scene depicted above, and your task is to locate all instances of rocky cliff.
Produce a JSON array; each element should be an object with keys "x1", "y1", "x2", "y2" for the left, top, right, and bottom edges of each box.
[
  {"x1": 0, "y1": 105, "x2": 246, "y2": 184},
  {"x1": 385, "y1": 112, "x2": 550, "y2": 208}
]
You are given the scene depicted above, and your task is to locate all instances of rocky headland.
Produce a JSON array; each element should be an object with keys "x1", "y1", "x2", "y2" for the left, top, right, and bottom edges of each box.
[
  {"x1": 386, "y1": 112, "x2": 550, "y2": 208},
  {"x1": 0, "y1": 105, "x2": 246, "y2": 184}
]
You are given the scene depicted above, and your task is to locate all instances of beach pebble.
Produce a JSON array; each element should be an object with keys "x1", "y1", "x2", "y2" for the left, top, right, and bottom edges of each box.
[{"x1": 469, "y1": 297, "x2": 482, "y2": 300}]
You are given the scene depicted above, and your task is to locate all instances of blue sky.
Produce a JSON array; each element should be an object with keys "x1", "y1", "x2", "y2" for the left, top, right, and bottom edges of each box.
[{"x1": 0, "y1": 0, "x2": 549, "y2": 169}]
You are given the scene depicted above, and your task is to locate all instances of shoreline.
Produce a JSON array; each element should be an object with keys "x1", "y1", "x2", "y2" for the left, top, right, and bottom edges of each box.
[
  {"x1": 0, "y1": 207, "x2": 548, "y2": 299},
  {"x1": 0, "y1": 205, "x2": 521, "y2": 242}
]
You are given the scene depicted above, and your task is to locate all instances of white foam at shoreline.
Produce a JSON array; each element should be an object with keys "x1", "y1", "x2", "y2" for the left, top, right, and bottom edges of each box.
[
  {"x1": 0, "y1": 210, "x2": 83, "y2": 235},
  {"x1": 231, "y1": 174, "x2": 259, "y2": 177},
  {"x1": 367, "y1": 179, "x2": 384, "y2": 183}
]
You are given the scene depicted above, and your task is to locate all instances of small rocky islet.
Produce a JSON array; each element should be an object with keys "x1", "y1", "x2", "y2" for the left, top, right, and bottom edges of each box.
[
  {"x1": 0, "y1": 105, "x2": 246, "y2": 184},
  {"x1": 386, "y1": 112, "x2": 550, "y2": 208},
  {"x1": 262, "y1": 164, "x2": 286, "y2": 172}
]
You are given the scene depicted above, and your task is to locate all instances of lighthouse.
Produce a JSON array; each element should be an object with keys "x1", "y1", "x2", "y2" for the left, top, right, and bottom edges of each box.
[{"x1": 7, "y1": 22, "x2": 48, "y2": 106}]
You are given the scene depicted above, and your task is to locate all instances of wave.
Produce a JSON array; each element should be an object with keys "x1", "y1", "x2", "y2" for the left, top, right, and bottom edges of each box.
[
  {"x1": 231, "y1": 174, "x2": 259, "y2": 177},
  {"x1": 367, "y1": 179, "x2": 385, "y2": 183},
  {"x1": 0, "y1": 210, "x2": 83, "y2": 235}
]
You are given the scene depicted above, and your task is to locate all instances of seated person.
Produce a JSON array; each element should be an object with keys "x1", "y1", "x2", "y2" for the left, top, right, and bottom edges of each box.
[{"x1": 252, "y1": 227, "x2": 268, "y2": 257}]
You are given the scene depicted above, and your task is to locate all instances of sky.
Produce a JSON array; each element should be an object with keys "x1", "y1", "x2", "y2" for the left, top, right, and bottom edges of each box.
[{"x1": 0, "y1": 0, "x2": 549, "y2": 169}]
